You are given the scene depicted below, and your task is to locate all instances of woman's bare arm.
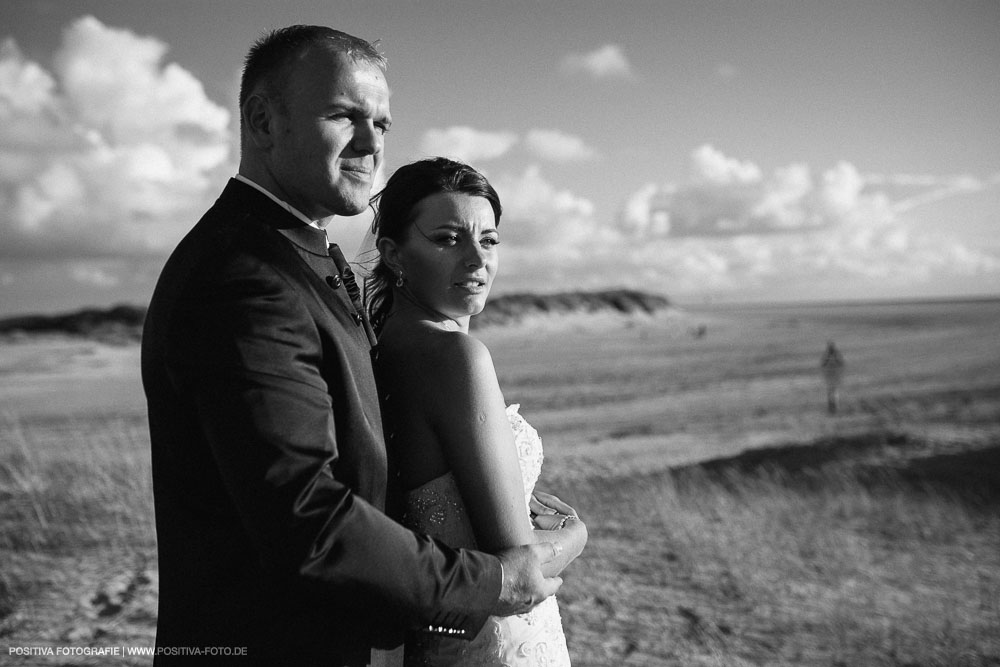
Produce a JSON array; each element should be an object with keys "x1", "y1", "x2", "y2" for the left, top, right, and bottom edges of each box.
[
  {"x1": 421, "y1": 332, "x2": 587, "y2": 578},
  {"x1": 424, "y1": 332, "x2": 536, "y2": 551}
]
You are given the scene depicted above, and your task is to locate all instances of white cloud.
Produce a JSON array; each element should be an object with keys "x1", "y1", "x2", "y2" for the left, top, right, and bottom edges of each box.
[
  {"x1": 619, "y1": 145, "x2": 894, "y2": 238},
  {"x1": 524, "y1": 129, "x2": 597, "y2": 163},
  {"x1": 820, "y1": 161, "x2": 866, "y2": 216},
  {"x1": 560, "y1": 44, "x2": 634, "y2": 80},
  {"x1": 419, "y1": 127, "x2": 597, "y2": 165},
  {"x1": 0, "y1": 39, "x2": 58, "y2": 116},
  {"x1": 493, "y1": 165, "x2": 600, "y2": 254},
  {"x1": 691, "y1": 144, "x2": 762, "y2": 186},
  {"x1": 610, "y1": 145, "x2": 1000, "y2": 298},
  {"x1": 751, "y1": 162, "x2": 814, "y2": 228},
  {"x1": 883, "y1": 174, "x2": 984, "y2": 214},
  {"x1": 418, "y1": 126, "x2": 517, "y2": 163},
  {"x1": 0, "y1": 16, "x2": 232, "y2": 259}
]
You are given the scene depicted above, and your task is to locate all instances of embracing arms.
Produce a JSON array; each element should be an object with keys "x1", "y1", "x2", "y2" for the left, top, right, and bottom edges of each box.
[
  {"x1": 421, "y1": 333, "x2": 587, "y2": 582},
  {"x1": 530, "y1": 491, "x2": 588, "y2": 577},
  {"x1": 152, "y1": 249, "x2": 514, "y2": 637}
]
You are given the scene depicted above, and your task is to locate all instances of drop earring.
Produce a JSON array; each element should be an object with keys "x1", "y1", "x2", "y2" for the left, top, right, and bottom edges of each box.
[{"x1": 395, "y1": 272, "x2": 405, "y2": 288}]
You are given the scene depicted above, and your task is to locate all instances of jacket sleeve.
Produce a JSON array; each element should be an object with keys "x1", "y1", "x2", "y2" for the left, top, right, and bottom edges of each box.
[{"x1": 165, "y1": 249, "x2": 501, "y2": 640}]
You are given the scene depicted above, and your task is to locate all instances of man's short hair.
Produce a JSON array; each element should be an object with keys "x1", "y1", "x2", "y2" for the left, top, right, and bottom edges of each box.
[{"x1": 239, "y1": 25, "x2": 385, "y2": 115}]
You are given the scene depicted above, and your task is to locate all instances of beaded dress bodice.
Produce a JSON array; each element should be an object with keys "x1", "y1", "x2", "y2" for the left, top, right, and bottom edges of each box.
[{"x1": 401, "y1": 405, "x2": 570, "y2": 667}]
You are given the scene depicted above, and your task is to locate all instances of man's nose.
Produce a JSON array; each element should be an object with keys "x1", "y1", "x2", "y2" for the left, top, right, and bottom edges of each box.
[{"x1": 353, "y1": 121, "x2": 382, "y2": 155}]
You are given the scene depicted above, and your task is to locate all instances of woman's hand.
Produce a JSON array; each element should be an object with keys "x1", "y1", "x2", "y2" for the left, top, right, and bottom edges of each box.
[
  {"x1": 533, "y1": 512, "x2": 575, "y2": 531},
  {"x1": 531, "y1": 491, "x2": 581, "y2": 530},
  {"x1": 530, "y1": 491, "x2": 578, "y2": 519}
]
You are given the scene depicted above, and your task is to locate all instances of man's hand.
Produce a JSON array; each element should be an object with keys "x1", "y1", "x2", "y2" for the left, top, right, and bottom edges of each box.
[
  {"x1": 528, "y1": 490, "x2": 587, "y2": 577},
  {"x1": 491, "y1": 543, "x2": 563, "y2": 616}
]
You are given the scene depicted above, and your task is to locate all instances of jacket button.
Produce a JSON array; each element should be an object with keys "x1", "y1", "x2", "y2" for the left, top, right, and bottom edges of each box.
[{"x1": 326, "y1": 275, "x2": 342, "y2": 288}]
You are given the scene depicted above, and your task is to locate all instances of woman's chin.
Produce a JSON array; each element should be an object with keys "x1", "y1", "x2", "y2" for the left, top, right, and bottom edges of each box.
[{"x1": 442, "y1": 297, "x2": 487, "y2": 321}]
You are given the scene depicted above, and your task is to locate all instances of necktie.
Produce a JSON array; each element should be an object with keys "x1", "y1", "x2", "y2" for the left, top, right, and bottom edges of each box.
[{"x1": 328, "y1": 243, "x2": 377, "y2": 347}]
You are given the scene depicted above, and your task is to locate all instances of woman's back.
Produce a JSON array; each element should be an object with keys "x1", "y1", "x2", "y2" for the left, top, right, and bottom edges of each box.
[
  {"x1": 376, "y1": 319, "x2": 569, "y2": 667},
  {"x1": 374, "y1": 320, "x2": 455, "y2": 491}
]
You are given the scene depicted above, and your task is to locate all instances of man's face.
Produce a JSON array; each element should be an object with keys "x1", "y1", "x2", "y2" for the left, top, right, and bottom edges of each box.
[{"x1": 266, "y1": 48, "x2": 391, "y2": 220}]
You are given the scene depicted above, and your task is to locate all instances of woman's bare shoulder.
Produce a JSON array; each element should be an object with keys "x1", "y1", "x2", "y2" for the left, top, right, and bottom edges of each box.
[
  {"x1": 423, "y1": 332, "x2": 497, "y2": 394},
  {"x1": 383, "y1": 327, "x2": 499, "y2": 415},
  {"x1": 382, "y1": 323, "x2": 492, "y2": 371}
]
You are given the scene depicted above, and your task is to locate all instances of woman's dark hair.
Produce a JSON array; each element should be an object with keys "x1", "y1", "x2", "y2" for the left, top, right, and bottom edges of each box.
[{"x1": 366, "y1": 157, "x2": 502, "y2": 331}]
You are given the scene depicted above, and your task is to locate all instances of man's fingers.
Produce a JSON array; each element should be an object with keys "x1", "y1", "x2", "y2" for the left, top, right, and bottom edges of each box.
[
  {"x1": 535, "y1": 541, "x2": 562, "y2": 563},
  {"x1": 542, "y1": 575, "x2": 563, "y2": 598},
  {"x1": 494, "y1": 545, "x2": 565, "y2": 616}
]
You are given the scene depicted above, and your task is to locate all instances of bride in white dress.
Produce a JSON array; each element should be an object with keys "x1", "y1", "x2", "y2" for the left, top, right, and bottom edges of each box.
[{"x1": 363, "y1": 158, "x2": 587, "y2": 666}]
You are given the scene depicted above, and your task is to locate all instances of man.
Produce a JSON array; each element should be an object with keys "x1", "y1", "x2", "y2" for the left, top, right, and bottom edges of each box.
[{"x1": 142, "y1": 26, "x2": 577, "y2": 666}]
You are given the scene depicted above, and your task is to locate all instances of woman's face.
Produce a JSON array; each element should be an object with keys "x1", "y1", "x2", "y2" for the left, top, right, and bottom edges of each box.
[{"x1": 392, "y1": 191, "x2": 499, "y2": 326}]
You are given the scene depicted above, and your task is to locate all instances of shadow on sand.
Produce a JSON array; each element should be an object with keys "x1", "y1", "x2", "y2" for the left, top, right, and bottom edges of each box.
[{"x1": 670, "y1": 431, "x2": 1000, "y2": 507}]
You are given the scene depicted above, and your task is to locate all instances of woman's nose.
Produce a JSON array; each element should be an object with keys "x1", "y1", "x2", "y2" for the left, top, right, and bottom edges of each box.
[{"x1": 464, "y1": 241, "x2": 486, "y2": 267}]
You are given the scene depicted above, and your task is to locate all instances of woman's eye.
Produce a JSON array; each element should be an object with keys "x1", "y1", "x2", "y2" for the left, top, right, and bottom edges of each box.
[
  {"x1": 435, "y1": 235, "x2": 459, "y2": 246},
  {"x1": 481, "y1": 237, "x2": 500, "y2": 247}
]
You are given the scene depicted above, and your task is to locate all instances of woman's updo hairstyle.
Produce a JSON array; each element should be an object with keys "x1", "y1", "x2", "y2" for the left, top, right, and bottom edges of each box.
[{"x1": 365, "y1": 157, "x2": 502, "y2": 332}]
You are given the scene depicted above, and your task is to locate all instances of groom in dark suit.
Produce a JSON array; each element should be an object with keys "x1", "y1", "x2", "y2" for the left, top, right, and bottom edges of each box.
[{"x1": 142, "y1": 26, "x2": 562, "y2": 666}]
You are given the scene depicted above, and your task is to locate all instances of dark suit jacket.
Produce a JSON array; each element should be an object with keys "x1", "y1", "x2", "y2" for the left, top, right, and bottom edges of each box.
[{"x1": 141, "y1": 180, "x2": 501, "y2": 666}]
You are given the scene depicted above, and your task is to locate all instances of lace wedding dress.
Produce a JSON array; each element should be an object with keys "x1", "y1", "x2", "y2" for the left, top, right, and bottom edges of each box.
[{"x1": 401, "y1": 405, "x2": 571, "y2": 667}]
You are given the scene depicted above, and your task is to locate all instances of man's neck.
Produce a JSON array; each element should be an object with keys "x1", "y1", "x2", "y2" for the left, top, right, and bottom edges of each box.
[{"x1": 235, "y1": 173, "x2": 327, "y2": 230}]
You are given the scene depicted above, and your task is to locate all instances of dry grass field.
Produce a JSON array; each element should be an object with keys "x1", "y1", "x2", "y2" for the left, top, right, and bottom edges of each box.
[{"x1": 1, "y1": 299, "x2": 998, "y2": 665}]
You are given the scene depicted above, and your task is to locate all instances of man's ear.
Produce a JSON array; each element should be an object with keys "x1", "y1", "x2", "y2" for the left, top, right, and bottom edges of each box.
[
  {"x1": 242, "y1": 94, "x2": 275, "y2": 149},
  {"x1": 377, "y1": 237, "x2": 403, "y2": 275}
]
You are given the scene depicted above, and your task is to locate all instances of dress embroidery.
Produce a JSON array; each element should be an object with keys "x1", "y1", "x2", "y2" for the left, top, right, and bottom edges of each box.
[{"x1": 401, "y1": 405, "x2": 571, "y2": 667}]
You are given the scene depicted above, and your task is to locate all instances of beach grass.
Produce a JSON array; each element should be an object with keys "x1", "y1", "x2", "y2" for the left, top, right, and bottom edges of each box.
[
  {"x1": 558, "y1": 438, "x2": 1000, "y2": 666},
  {"x1": 2, "y1": 410, "x2": 997, "y2": 666},
  {"x1": 0, "y1": 411, "x2": 157, "y2": 660},
  {"x1": 2, "y1": 299, "x2": 999, "y2": 664}
]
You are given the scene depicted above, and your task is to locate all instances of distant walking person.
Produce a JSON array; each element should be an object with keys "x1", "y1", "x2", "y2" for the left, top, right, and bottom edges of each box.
[{"x1": 820, "y1": 341, "x2": 846, "y2": 414}]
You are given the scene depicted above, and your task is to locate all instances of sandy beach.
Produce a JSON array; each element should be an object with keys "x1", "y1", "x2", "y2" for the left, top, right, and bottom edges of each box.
[{"x1": 1, "y1": 299, "x2": 998, "y2": 665}]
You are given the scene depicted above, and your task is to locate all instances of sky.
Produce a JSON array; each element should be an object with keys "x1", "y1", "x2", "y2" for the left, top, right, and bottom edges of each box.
[{"x1": 1, "y1": 0, "x2": 998, "y2": 315}]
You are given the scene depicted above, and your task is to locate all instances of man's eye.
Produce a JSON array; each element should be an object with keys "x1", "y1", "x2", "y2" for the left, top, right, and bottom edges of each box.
[
  {"x1": 375, "y1": 122, "x2": 390, "y2": 135},
  {"x1": 481, "y1": 237, "x2": 500, "y2": 247}
]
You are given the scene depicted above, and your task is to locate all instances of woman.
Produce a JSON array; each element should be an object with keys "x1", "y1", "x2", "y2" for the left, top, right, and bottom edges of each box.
[{"x1": 365, "y1": 157, "x2": 587, "y2": 666}]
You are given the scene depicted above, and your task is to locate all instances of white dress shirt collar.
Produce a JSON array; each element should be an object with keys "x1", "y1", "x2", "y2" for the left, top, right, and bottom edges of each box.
[{"x1": 234, "y1": 174, "x2": 325, "y2": 231}]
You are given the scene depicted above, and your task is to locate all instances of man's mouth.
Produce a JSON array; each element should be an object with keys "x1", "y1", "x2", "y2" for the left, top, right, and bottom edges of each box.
[{"x1": 341, "y1": 164, "x2": 371, "y2": 176}]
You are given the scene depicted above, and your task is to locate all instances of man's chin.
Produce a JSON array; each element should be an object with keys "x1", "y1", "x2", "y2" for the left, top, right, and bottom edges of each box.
[{"x1": 327, "y1": 194, "x2": 371, "y2": 219}]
